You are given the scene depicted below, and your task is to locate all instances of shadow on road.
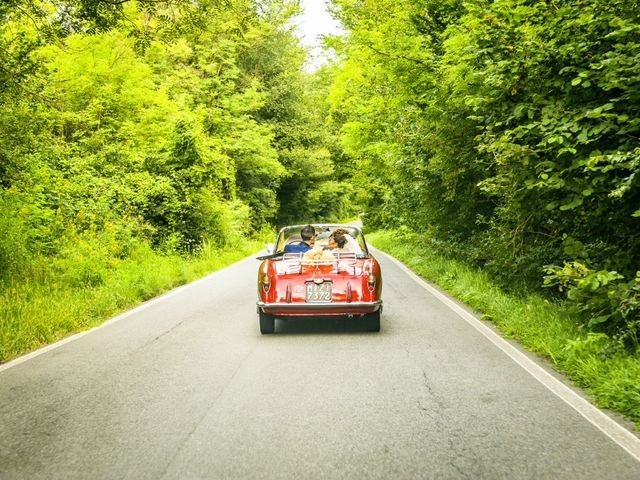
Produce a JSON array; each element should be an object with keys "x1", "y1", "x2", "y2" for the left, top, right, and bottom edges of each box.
[{"x1": 272, "y1": 316, "x2": 378, "y2": 335}]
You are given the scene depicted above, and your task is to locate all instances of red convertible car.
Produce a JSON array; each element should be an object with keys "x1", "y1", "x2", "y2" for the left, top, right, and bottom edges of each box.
[{"x1": 256, "y1": 224, "x2": 382, "y2": 334}]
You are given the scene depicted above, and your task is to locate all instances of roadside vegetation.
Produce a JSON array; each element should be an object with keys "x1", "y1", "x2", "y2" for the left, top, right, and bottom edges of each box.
[
  {"x1": 0, "y1": 234, "x2": 263, "y2": 362},
  {"x1": 325, "y1": 0, "x2": 639, "y2": 349}
]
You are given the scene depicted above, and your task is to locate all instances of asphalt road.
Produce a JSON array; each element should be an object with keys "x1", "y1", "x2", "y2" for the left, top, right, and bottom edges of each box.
[{"x1": 1, "y1": 250, "x2": 640, "y2": 479}]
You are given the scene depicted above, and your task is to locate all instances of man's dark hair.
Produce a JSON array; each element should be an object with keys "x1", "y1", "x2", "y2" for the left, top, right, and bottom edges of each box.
[{"x1": 301, "y1": 225, "x2": 315, "y2": 242}]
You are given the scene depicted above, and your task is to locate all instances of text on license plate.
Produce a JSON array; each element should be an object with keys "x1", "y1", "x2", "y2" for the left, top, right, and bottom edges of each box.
[{"x1": 306, "y1": 282, "x2": 332, "y2": 302}]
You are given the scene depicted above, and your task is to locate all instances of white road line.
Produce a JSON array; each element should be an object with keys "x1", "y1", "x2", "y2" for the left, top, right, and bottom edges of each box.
[
  {"x1": 373, "y1": 247, "x2": 640, "y2": 463},
  {"x1": 0, "y1": 253, "x2": 258, "y2": 373}
]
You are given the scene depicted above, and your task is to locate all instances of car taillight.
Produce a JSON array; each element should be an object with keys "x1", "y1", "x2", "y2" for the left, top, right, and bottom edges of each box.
[
  {"x1": 262, "y1": 273, "x2": 271, "y2": 292},
  {"x1": 367, "y1": 273, "x2": 376, "y2": 292}
]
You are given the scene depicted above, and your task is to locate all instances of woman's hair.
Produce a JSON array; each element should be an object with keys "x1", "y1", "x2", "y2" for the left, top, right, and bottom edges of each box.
[{"x1": 330, "y1": 228, "x2": 348, "y2": 248}]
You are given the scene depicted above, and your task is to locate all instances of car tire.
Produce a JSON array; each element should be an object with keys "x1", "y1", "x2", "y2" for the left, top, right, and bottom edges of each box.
[
  {"x1": 366, "y1": 310, "x2": 380, "y2": 332},
  {"x1": 259, "y1": 311, "x2": 275, "y2": 334}
]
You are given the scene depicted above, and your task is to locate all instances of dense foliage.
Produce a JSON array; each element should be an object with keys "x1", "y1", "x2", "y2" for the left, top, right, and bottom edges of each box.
[
  {"x1": 327, "y1": 0, "x2": 640, "y2": 346},
  {"x1": 0, "y1": 0, "x2": 353, "y2": 289}
]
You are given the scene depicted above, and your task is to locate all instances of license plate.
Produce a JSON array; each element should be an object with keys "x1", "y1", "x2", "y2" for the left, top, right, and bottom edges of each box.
[{"x1": 306, "y1": 282, "x2": 332, "y2": 303}]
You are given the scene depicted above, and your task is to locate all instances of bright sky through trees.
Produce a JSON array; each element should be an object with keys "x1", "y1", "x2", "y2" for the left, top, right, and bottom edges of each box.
[{"x1": 295, "y1": 0, "x2": 342, "y2": 69}]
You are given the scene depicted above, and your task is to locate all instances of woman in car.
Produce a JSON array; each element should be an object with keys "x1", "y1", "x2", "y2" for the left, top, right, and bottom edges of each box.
[{"x1": 328, "y1": 229, "x2": 352, "y2": 253}]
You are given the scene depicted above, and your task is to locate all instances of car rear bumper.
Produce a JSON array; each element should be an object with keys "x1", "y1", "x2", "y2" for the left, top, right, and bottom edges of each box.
[{"x1": 257, "y1": 300, "x2": 382, "y2": 316}]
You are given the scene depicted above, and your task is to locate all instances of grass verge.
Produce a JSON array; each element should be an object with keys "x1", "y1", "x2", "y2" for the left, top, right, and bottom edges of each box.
[
  {"x1": 0, "y1": 238, "x2": 262, "y2": 364},
  {"x1": 368, "y1": 229, "x2": 640, "y2": 429}
]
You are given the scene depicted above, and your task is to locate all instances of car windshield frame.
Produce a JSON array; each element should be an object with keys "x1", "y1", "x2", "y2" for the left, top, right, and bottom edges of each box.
[{"x1": 274, "y1": 224, "x2": 371, "y2": 258}]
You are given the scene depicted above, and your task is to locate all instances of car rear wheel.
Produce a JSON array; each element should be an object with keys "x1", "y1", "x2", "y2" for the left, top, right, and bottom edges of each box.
[
  {"x1": 366, "y1": 310, "x2": 380, "y2": 332},
  {"x1": 259, "y1": 311, "x2": 275, "y2": 334}
]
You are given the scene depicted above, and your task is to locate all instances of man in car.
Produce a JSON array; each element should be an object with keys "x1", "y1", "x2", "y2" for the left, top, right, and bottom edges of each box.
[{"x1": 284, "y1": 224, "x2": 316, "y2": 253}]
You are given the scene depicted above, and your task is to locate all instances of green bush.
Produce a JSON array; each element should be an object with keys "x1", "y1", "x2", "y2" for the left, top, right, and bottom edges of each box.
[
  {"x1": 545, "y1": 262, "x2": 640, "y2": 349},
  {"x1": 0, "y1": 234, "x2": 263, "y2": 363},
  {"x1": 0, "y1": 192, "x2": 29, "y2": 283}
]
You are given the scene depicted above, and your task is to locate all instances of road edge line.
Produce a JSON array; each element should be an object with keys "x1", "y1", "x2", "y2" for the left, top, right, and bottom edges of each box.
[
  {"x1": 0, "y1": 252, "x2": 259, "y2": 373},
  {"x1": 373, "y1": 247, "x2": 640, "y2": 463}
]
